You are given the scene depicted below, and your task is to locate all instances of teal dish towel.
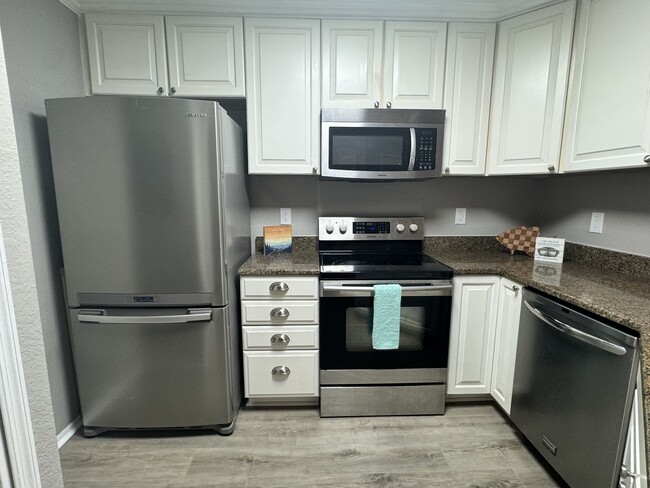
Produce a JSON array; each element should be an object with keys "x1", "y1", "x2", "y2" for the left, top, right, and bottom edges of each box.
[{"x1": 372, "y1": 284, "x2": 402, "y2": 350}]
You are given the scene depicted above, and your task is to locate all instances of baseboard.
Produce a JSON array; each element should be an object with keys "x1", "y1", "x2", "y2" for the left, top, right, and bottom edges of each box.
[{"x1": 57, "y1": 416, "x2": 81, "y2": 449}]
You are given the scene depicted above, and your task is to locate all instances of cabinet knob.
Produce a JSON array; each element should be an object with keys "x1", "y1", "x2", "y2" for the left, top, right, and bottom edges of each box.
[
  {"x1": 386, "y1": 101, "x2": 392, "y2": 108},
  {"x1": 269, "y1": 282, "x2": 289, "y2": 293},
  {"x1": 170, "y1": 87, "x2": 177, "y2": 94},
  {"x1": 512, "y1": 285, "x2": 520, "y2": 293},
  {"x1": 270, "y1": 333, "x2": 291, "y2": 344},
  {"x1": 374, "y1": 101, "x2": 379, "y2": 108},
  {"x1": 270, "y1": 307, "x2": 290, "y2": 318},
  {"x1": 271, "y1": 365, "x2": 291, "y2": 377},
  {"x1": 312, "y1": 167, "x2": 318, "y2": 174},
  {"x1": 157, "y1": 87, "x2": 164, "y2": 95},
  {"x1": 644, "y1": 154, "x2": 650, "y2": 163},
  {"x1": 444, "y1": 167, "x2": 450, "y2": 174},
  {"x1": 547, "y1": 164, "x2": 556, "y2": 172}
]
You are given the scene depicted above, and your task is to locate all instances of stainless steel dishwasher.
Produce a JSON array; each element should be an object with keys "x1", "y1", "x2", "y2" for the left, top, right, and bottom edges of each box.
[{"x1": 511, "y1": 289, "x2": 640, "y2": 488}]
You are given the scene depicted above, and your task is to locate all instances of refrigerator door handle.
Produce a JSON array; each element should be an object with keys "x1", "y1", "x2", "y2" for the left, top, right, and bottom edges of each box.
[{"x1": 78, "y1": 310, "x2": 213, "y2": 325}]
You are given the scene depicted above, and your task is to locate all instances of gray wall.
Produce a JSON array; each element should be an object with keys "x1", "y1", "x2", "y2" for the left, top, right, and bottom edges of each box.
[
  {"x1": 0, "y1": 25, "x2": 63, "y2": 488},
  {"x1": 537, "y1": 169, "x2": 650, "y2": 257},
  {"x1": 0, "y1": 0, "x2": 85, "y2": 433},
  {"x1": 250, "y1": 175, "x2": 539, "y2": 237}
]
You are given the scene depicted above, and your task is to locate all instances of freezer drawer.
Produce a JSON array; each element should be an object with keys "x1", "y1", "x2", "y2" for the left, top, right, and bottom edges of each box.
[{"x1": 69, "y1": 307, "x2": 235, "y2": 433}]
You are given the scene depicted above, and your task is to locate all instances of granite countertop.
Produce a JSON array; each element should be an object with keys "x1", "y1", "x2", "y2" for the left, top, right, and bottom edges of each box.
[{"x1": 239, "y1": 236, "x2": 650, "y2": 461}]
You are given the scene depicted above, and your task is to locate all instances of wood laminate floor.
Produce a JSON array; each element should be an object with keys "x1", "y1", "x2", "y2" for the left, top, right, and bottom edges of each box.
[{"x1": 60, "y1": 403, "x2": 567, "y2": 488}]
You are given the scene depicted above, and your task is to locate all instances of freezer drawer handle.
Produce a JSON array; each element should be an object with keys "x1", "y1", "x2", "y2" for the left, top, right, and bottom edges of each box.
[
  {"x1": 270, "y1": 307, "x2": 290, "y2": 318},
  {"x1": 270, "y1": 333, "x2": 291, "y2": 344},
  {"x1": 523, "y1": 301, "x2": 627, "y2": 356},
  {"x1": 78, "y1": 310, "x2": 213, "y2": 324},
  {"x1": 269, "y1": 282, "x2": 289, "y2": 293},
  {"x1": 271, "y1": 365, "x2": 291, "y2": 377}
]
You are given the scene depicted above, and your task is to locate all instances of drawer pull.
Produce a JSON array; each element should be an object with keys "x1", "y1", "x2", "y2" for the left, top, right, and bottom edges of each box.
[
  {"x1": 269, "y1": 282, "x2": 289, "y2": 293},
  {"x1": 270, "y1": 307, "x2": 290, "y2": 318},
  {"x1": 271, "y1": 365, "x2": 291, "y2": 377},
  {"x1": 270, "y1": 333, "x2": 291, "y2": 344}
]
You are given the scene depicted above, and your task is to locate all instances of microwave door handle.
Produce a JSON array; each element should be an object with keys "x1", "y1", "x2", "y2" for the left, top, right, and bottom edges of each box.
[{"x1": 408, "y1": 128, "x2": 416, "y2": 171}]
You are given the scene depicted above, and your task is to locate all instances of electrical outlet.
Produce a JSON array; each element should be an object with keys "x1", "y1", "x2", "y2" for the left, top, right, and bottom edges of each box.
[
  {"x1": 455, "y1": 208, "x2": 466, "y2": 225},
  {"x1": 589, "y1": 212, "x2": 604, "y2": 234},
  {"x1": 280, "y1": 208, "x2": 291, "y2": 225}
]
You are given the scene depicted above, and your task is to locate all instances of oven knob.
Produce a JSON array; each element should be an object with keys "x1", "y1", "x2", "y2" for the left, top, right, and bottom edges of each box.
[
  {"x1": 325, "y1": 223, "x2": 334, "y2": 234},
  {"x1": 409, "y1": 224, "x2": 419, "y2": 233},
  {"x1": 339, "y1": 223, "x2": 348, "y2": 234},
  {"x1": 396, "y1": 224, "x2": 405, "y2": 233}
]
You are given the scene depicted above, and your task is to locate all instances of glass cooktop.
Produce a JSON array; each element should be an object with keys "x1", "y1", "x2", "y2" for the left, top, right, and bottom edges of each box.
[{"x1": 319, "y1": 251, "x2": 453, "y2": 280}]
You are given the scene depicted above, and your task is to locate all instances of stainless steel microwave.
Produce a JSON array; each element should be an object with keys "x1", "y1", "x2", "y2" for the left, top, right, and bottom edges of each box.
[{"x1": 321, "y1": 108, "x2": 445, "y2": 180}]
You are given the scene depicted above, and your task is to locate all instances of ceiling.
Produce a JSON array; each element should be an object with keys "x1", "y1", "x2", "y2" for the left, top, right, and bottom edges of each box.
[{"x1": 58, "y1": 0, "x2": 561, "y2": 21}]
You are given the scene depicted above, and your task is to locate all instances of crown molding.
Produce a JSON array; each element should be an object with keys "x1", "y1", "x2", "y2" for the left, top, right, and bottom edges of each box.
[{"x1": 59, "y1": 0, "x2": 561, "y2": 21}]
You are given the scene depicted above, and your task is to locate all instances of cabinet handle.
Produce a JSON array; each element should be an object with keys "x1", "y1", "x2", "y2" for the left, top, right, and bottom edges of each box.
[
  {"x1": 374, "y1": 101, "x2": 380, "y2": 108},
  {"x1": 269, "y1": 282, "x2": 289, "y2": 293},
  {"x1": 386, "y1": 101, "x2": 392, "y2": 108},
  {"x1": 170, "y1": 87, "x2": 176, "y2": 94},
  {"x1": 547, "y1": 164, "x2": 556, "y2": 172},
  {"x1": 157, "y1": 87, "x2": 164, "y2": 95},
  {"x1": 644, "y1": 154, "x2": 650, "y2": 163},
  {"x1": 271, "y1": 365, "x2": 291, "y2": 376},
  {"x1": 270, "y1": 333, "x2": 291, "y2": 344},
  {"x1": 270, "y1": 307, "x2": 290, "y2": 318}
]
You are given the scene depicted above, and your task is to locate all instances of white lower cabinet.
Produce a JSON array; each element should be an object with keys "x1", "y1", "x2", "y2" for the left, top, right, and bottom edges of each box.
[
  {"x1": 489, "y1": 277, "x2": 523, "y2": 414},
  {"x1": 240, "y1": 275, "x2": 319, "y2": 402},
  {"x1": 447, "y1": 275, "x2": 523, "y2": 414}
]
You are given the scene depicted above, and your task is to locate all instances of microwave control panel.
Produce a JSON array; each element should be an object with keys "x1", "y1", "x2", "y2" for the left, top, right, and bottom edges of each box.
[
  {"x1": 319, "y1": 217, "x2": 424, "y2": 240},
  {"x1": 415, "y1": 129, "x2": 436, "y2": 171}
]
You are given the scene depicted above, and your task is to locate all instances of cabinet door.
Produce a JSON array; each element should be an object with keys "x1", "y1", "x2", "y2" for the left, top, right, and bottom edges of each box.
[
  {"x1": 321, "y1": 20, "x2": 383, "y2": 108},
  {"x1": 165, "y1": 16, "x2": 244, "y2": 98},
  {"x1": 383, "y1": 21, "x2": 447, "y2": 109},
  {"x1": 245, "y1": 18, "x2": 320, "y2": 174},
  {"x1": 447, "y1": 276, "x2": 499, "y2": 395},
  {"x1": 443, "y1": 23, "x2": 496, "y2": 175},
  {"x1": 562, "y1": 0, "x2": 650, "y2": 172},
  {"x1": 85, "y1": 14, "x2": 168, "y2": 96},
  {"x1": 486, "y1": 1, "x2": 575, "y2": 175},
  {"x1": 490, "y1": 278, "x2": 523, "y2": 414}
]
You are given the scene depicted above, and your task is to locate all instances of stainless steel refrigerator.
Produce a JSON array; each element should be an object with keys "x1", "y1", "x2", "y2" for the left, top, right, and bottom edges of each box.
[{"x1": 45, "y1": 96, "x2": 250, "y2": 436}]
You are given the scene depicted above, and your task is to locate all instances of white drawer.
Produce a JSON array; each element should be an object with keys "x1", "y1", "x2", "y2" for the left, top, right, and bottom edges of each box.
[
  {"x1": 240, "y1": 276, "x2": 319, "y2": 300},
  {"x1": 241, "y1": 300, "x2": 319, "y2": 325},
  {"x1": 244, "y1": 351, "x2": 319, "y2": 397},
  {"x1": 243, "y1": 326, "x2": 319, "y2": 350}
]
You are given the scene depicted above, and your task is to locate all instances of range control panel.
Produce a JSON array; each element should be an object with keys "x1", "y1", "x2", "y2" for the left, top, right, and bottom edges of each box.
[{"x1": 318, "y1": 217, "x2": 424, "y2": 241}]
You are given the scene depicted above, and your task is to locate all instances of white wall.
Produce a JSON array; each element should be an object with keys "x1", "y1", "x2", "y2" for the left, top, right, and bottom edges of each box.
[
  {"x1": 537, "y1": 169, "x2": 650, "y2": 257},
  {"x1": 0, "y1": 23, "x2": 64, "y2": 488},
  {"x1": 0, "y1": 0, "x2": 86, "y2": 433},
  {"x1": 250, "y1": 175, "x2": 539, "y2": 237}
]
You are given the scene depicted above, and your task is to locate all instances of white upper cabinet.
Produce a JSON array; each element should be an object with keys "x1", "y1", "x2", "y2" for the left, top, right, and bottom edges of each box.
[
  {"x1": 322, "y1": 20, "x2": 446, "y2": 109},
  {"x1": 443, "y1": 22, "x2": 496, "y2": 175},
  {"x1": 85, "y1": 13, "x2": 245, "y2": 97},
  {"x1": 86, "y1": 14, "x2": 168, "y2": 96},
  {"x1": 245, "y1": 18, "x2": 320, "y2": 175},
  {"x1": 487, "y1": 1, "x2": 575, "y2": 175},
  {"x1": 383, "y1": 21, "x2": 447, "y2": 109},
  {"x1": 322, "y1": 20, "x2": 383, "y2": 108},
  {"x1": 562, "y1": 0, "x2": 650, "y2": 172},
  {"x1": 165, "y1": 16, "x2": 244, "y2": 97}
]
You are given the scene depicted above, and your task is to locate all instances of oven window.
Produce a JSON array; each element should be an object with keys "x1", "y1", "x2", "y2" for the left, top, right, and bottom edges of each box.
[
  {"x1": 346, "y1": 307, "x2": 426, "y2": 351},
  {"x1": 329, "y1": 127, "x2": 411, "y2": 171}
]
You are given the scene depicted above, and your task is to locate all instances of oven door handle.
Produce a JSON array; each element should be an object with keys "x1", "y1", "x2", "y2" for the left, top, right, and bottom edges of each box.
[{"x1": 320, "y1": 284, "x2": 452, "y2": 297}]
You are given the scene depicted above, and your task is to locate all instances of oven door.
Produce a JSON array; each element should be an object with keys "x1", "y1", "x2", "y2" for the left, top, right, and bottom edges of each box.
[{"x1": 319, "y1": 280, "x2": 452, "y2": 370}]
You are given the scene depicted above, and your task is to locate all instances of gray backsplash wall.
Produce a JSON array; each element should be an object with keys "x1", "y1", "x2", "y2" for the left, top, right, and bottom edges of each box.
[
  {"x1": 537, "y1": 169, "x2": 650, "y2": 257},
  {"x1": 0, "y1": 0, "x2": 85, "y2": 434},
  {"x1": 249, "y1": 175, "x2": 539, "y2": 238}
]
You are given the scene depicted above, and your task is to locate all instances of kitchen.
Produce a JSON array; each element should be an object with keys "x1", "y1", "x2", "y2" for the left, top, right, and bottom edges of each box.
[{"x1": 0, "y1": 0, "x2": 649, "y2": 487}]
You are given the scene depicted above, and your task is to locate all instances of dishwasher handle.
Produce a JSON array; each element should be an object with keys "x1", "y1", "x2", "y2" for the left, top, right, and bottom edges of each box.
[
  {"x1": 524, "y1": 300, "x2": 627, "y2": 356},
  {"x1": 78, "y1": 309, "x2": 212, "y2": 324}
]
